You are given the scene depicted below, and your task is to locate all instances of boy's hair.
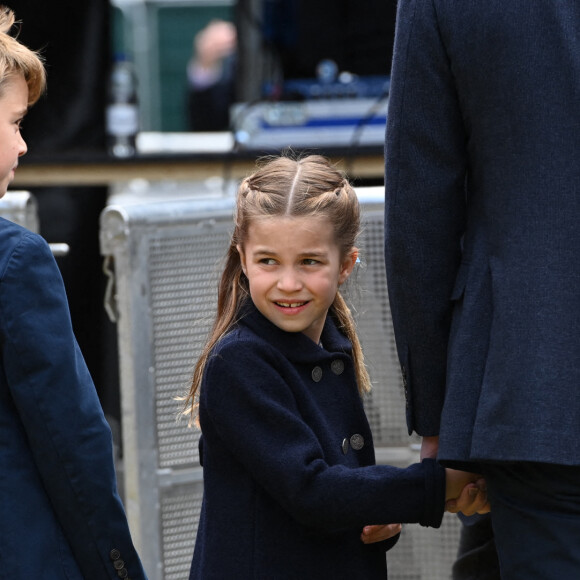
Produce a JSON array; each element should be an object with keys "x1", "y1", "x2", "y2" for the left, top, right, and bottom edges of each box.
[
  {"x1": 0, "y1": 6, "x2": 46, "y2": 105},
  {"x1": 184, "y1": 154, "x2": 371, "y2": 423}
]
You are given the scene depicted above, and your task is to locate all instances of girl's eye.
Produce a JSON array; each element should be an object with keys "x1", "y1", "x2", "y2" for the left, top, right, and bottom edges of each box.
[
  {"x1": 303, "y1": 258, "x2": 319, "y2": 266},
  {"x1": 259, "y1": 258, "x2": 277, "y2": 265}
]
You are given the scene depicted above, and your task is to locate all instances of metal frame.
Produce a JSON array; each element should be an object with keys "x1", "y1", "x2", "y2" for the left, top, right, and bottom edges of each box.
[{"x1": 0, "y1": 190, "x2": 40, "y2": 232}]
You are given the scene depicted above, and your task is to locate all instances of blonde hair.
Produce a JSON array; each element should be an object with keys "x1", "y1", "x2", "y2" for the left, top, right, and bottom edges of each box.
[
  {"x1": 0, "y1": 6, "x2": 46, "y2": 105},
  {"x1": 183, "y1": 154, "x2": 371, "y2": 423}
]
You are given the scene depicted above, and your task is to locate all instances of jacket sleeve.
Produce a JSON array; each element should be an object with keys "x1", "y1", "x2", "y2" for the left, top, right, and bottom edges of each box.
[
  {"x1": 0, "y1": 232, "x2": 147, "y2": 580},
  {"x1": 201, "y1": 339, "x2": 445, "y2": 530},
  {"x1": 384, "y1": 0, "x2": 467, "y2": 436}
]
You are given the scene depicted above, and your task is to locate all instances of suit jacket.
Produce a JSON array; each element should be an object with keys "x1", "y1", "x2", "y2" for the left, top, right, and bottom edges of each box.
[
  {"x1": 190, "y1": 302, "x2": 445, "y2": 579},
  {"x1": 0, "y1": 219, "x2": 146, "y2": 579},
  {"x1": 384, "y1": 0, "x2": 580, "y2": 467}
]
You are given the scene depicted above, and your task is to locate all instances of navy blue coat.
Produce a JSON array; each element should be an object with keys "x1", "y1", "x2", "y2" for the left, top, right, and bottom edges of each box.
[
  {"x1": 385, "y1": 0, "x2": 580, "y2": 467},
  {"x1": 0, "y1": 219, "x2": 146, "y2": 579},
  {"x1": 190, "y1": 302, "x2": 445, "y2": 579}
]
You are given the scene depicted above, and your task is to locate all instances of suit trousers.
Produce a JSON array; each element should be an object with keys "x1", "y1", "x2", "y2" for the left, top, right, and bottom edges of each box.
[
  {"x1": 483, "y1": 462, "x2": 580, "y2": 579},
  {"x1": 453, "y1": 514, "x2": 500, "y2": 580}
]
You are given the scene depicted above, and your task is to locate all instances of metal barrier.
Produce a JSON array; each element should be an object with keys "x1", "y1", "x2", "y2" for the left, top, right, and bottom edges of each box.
[
  {"x1": 100, "y1": 185, "x2": 460, "y2": 580},
  {"x1": 0, "y1": 190, "x2": 69, "y2": 257},
  {"x1": 0, "y1": 190, "x2": 40, "y2": 232}
]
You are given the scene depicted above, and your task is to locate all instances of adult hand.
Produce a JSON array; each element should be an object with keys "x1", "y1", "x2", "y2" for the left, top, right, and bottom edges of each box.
[
  {"x1": 445, "y1": 470, "x2": 490, "y2": 515},
  {"x1": 447, "y1": 477, "x2": 489, "y2": 515},
  {"x1": 360, "y1": 523, "x2": 402, "y2": 544},
  {"x1": 420, "y1": 435, "x2": 439, "y2": 460}
]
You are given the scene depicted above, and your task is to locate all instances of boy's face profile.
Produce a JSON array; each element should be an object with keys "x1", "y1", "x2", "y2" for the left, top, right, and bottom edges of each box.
[{"x1": 0, "y1": 74, "x2": 28, "y2": 197}]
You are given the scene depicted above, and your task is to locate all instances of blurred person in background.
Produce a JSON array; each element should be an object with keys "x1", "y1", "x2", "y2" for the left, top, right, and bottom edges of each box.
[{"x1": 186, "y1": 19, "x2": 237, "y2": 132}]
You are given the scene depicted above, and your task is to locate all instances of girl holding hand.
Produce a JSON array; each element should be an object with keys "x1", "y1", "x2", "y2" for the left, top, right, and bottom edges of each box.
[{"x1": 184, "y1": 154, "x2": 488, "y2": 579}]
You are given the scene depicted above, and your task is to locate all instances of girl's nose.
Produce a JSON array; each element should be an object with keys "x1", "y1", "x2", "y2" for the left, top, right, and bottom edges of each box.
[{"x1": 277, "y1": 268, "x2": 302, "y2": 292}]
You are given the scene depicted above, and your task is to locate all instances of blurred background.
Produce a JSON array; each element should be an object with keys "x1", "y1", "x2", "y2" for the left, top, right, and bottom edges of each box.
[{"x1": 110, "y1": 0, "x2": 396, "y2": 133}]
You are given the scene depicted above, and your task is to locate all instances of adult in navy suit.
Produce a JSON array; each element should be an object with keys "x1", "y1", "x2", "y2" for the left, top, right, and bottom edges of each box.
[
  {"x1": 384, "y1": 1, "x2": 580, "y2": 578},
  {"x1": 0, "y1": 7, "x2": 147, "y2": 578}
]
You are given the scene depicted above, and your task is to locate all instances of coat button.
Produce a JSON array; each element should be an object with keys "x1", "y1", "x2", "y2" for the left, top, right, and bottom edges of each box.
[
  {"x1": 117, "y1": 569, "x2": 128, "y2": 579},
  {"x1": 311, "y1": 366, "x2": 323, "y2": 382},
  {"x1": 114, "y1": 560, "x2": 126, "y2": 570},
  {"x1": 350, "y1": 434, "x2": 365, "y2": 450},
  {"x1": 331, "y1": 359, "x2": 345, "y2": 375},
  {"x1": 341, "y1": 437, "x2": 350, "y2": 455},
  {"x1": 110, "y1": 549, "x2": 121, "y2": 561}
]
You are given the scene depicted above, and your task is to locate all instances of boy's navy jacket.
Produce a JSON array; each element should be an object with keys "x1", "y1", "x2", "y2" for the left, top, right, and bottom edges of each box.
[
  {"x1": 385, "y1": 0, "x2": 580, "y2": 468},
  {"x1": 0, "y1": 219, "x2": 146, "y2": 579},
  {"x1": 190, "y1": 301, "x2": 445, "y2": 579}
]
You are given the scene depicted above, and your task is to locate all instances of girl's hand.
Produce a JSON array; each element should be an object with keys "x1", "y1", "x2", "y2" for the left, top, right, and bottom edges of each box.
[
  {"x1": 360, "y1": 523, "x2": 402, "y2": 544},
  {"x1": 446, "y1": 478, "x2": 490, "y2": 515}
]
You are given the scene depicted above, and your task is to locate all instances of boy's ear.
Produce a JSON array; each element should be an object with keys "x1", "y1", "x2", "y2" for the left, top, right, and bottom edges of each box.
[{"x1": 338, "y1": 248, "x2": 358, "y2": 285}]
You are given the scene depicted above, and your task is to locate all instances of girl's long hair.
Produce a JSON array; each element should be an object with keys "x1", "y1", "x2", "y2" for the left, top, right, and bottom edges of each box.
[
  {"x1": 183, "y1": 154, "x2": 371, "y2": 424},
  {"x1": 0, "y1": 7, "x2": 46, "y2": 105}
]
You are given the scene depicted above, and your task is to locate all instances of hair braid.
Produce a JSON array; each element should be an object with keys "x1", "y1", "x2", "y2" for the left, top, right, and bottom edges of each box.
[{"x1": 183, "y1": 153, "x2": 370, "y2": 425}]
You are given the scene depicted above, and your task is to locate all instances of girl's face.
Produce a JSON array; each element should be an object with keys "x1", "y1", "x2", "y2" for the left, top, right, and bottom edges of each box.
[
  {"x1": 0, "y1": 74, "x2": 28, "y2": 198},
  {"x1": 238, "y1": 215, "x2": 357, "y2": 344}
]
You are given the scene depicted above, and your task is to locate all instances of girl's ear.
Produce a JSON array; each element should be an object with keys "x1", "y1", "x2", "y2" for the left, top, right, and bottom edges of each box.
[
  {"x1": 236, "y1": 244, "x2": 247, "y2": 274},
  {"x1": 338, "y1": 248, "x2": 358, "y2": 285}
]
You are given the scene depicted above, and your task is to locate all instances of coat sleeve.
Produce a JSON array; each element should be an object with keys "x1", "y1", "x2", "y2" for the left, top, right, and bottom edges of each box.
[
  {"x1": 384, "y1": 0, "x2": 467, "y2": 436},
  {"x1": 201, "y1": 339, "x2": 445, "y2": 529},
  {"x1": 0, "y1": 232, "x2": 147, "y2": 580}
]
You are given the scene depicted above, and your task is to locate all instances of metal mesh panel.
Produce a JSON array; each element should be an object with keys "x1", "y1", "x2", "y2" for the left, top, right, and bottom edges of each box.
[
  {"x1": 149, "y1": 229, "x2": 230, "y2": 468},
  {"x1": 101, "y1": 192, "x2": 461, "y2": 580},
  {"x1": 160, "y1": 482, "x2": 203, "y2": 580},
  {"x1": 353, "y1": 208, "x2": 410, "y2": 446}
]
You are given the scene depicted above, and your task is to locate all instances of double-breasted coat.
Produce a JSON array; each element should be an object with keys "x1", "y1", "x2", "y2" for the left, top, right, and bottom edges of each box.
[
  {"x1": 0, "y1": 219, "x2": 146, "y2": 579},
  {"x1": 384, "y1": 0, "x2": 580, "y2": 468},
  {"x1": 190, "y1": 302, "x2": 445, "y2": 579}
]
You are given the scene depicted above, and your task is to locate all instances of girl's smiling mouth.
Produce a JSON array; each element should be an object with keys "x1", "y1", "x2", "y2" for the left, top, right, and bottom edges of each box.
[{"x1": 275, "y1": 301, "x2": 308, "y2": 308}]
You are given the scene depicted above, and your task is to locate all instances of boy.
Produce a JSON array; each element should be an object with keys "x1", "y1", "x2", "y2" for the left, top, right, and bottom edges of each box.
[{"x1": 0, "y1": 7, "x2": 147, "y2": 578}]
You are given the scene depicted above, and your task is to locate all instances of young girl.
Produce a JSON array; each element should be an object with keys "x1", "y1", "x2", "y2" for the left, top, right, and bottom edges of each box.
[{"x1": 184, "y1": 155, "x2": 487, "y2": 579}]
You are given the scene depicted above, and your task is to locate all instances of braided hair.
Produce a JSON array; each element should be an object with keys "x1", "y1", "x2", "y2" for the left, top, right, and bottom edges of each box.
[{"x1": 183, "y1": 154, "x2": 371, "y2": 424}]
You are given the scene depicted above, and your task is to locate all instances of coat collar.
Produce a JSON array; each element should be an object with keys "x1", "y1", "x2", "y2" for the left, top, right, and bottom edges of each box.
[{"x1": 235, "y1": 300, "x2": 353, "y2": 365}]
